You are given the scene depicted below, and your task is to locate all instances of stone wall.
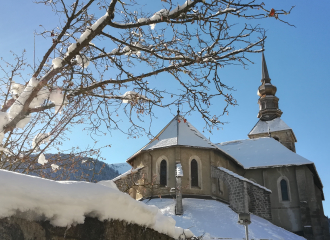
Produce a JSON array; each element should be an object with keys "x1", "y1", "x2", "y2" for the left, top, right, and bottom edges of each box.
[
  {"x1": 247, "y1": 184, "x2": 272, "y2": 220},
  {"x1": 0, "y1": 216, "x2": 177, "y2": 240},
  {"x1": 113, "y1": 168, "x2": 143, "y2": 193},
  {"x1": 211, "y1": 166, "x2": 272, "y2": 221}
]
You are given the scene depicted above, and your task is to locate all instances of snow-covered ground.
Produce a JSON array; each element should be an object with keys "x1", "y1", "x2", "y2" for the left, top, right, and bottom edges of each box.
[
  {"x1": 144, "y1": 198, "x2": 306, "y2": 240},
  {"x1": 0, "y1": 169, "x2": 193, "y2": 239}
]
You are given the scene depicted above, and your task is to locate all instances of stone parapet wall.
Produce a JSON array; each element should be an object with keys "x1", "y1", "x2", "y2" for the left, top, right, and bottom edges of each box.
[
  {"x1": 0, "y1": 216, "x2": 176, "y2": 240},
  {"x1": 113, "y1": 168, "x2": 143, "y2": 193},
  {"x1": 211, "y1": 166, "x2": 272, "y2": 221}
]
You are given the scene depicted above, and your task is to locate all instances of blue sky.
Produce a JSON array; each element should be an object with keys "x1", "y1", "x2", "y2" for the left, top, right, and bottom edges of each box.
[{"x1": 1, "y1": 1, "x2": 330, "y2": 216}]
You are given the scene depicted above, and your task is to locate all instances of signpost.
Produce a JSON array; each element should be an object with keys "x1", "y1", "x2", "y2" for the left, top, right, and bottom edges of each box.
[{"x1": 238, "y1": 213, "x2": 251, "y2": 240}]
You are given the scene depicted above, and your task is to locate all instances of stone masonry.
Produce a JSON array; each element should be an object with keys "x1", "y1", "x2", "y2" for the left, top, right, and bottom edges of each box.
[
  {"x1": 0, "y1": 216, "x2": 176, "y2": 240},
  {"x1": 113, "y1": 168, "x2": 143, "y2": 193},
  {"x1": 211, "y1": 166, "x2": 272, "y2": 221}
]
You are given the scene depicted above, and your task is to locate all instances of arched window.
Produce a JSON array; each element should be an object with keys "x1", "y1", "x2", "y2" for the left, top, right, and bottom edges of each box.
[
  {"x1": 280, "y1": 179, "x2": 289, "y2": 201},
  {"x1": 191, "y1": 159, "x2": 198, "y2": 187},
  {"x1": 160, "y1": 160, "x2": 167, "y2": 186}
]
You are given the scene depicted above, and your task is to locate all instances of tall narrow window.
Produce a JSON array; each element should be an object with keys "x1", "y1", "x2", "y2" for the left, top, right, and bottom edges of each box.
[
  {"x1": 160, "y1": 160, "x2": 167, "y2": 186},
  {"x1": 218, "y1": 178, "x2": 223, "y2": 195},
  {"x1": 191, "y1": 159, "x2": 198, "y2": 187},
  {"x1": 280, "y1": 179, "x2": 289, "y2": 201}
]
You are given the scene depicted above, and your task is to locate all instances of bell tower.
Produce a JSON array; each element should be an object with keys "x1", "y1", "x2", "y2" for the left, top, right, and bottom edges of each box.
[
  {"x1": 248, "y1": 53, "x2": 297, "y2": 152},
  {"x1": 257, "y1": 53, "x2": 282, "y2": 121}
]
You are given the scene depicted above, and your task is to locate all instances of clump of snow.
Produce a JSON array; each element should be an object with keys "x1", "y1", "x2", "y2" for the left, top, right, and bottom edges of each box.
[
  {"x1": 0, "y1": 112, "x2": 10, "y2": 143},
  {"x1": 76, "y1": 54, "x2": 90, "y2": 68},
  {"x1": 49, "y1": 89, "x2": 68, "y2": 113},
  {"x1": 52, "y1": 58, "x2": 63, "y2": 69},
  {"x1": 150, "y1": 9, "x2": 169, "y2": 21},
  {"x1": 66, "y1": 43, "x2": 77, "y2": 56},
  {"x1": 0, "y1": 132, "x2": 4, "y2": 144},
  {"x1": 78, "y1": 29, "x2": 92, "y2": 44},
  {"x1": 91, "y1": 13, "x2": 108, "y2": 31},
  {"x1": 169, "y1": 6, "x2": 180, "y2": 16},
  {"x1": 76, "y1": 13, "x2": 108, "y2": 45},
  {"x1": 8, "y1": 77, "x2": 39, "y2": 120},
  {"x1": 123, "y1": 45, "x2": 130, "y2": 53},
  {"x1": 0, "y1": 147, "x2": 11, "y2": 154},
  {"x1": 121, "y1": 91, "x2": 148, "y2": 103},
  {"x1": 29, "y1": 87, "x2": 50, "y2": 108},
  {"x1": 16, "y1": 114, "x2": 31, "y2": 129},
  {"x1": 10, "y1": 82, "x2": 25, "y2": 97},
  {"x1": 138, "y1": 18, "x2": 147, "y2": 23},
  {"x1": 32, "y1": 133, "x2": 50, "y2": 149},
  {"x1": 51, "y1": 163, "x2": 59, "y2": 171},
  {"x1": 0, "y1": 169, "x2": 192, "y2": 239},
  {"x1": 109, "y1": 48, "x2": 119, "y2": 54},
  {"x1": 149, "y1": 9, "x2": 170, "y2": 30},
  {"x1": 144, "y1": 198, "x2": 305, "y2": 240},
  {"x1": 38, "y1": 153, "x2": 48, "y2": 165}
]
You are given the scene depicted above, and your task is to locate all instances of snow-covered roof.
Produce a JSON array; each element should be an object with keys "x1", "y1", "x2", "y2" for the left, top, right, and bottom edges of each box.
[
  {"x1": 218, "y1": 167, "x2": 271, "y2": 192},
  {"x1": 217, "y1": 137, "x2": 313, "y2": 169},
  {"x1": 249, "y1": 117, "x2": 293, "y2": 136},
  {"x1": 143, "y1": 198, "x2": 305, "y2": 240},
  {"x1": 0, "y1": 169, "x2": 193, "y2": 238},
  {"x1": 127, "y1": 115, "x2": 218, "y2": 162}
]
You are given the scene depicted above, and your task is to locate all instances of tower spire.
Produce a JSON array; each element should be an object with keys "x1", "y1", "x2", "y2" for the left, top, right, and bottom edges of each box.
[
  {"x1": 261, "y1": 52, "x2": 270, "y2": 82},
  {"x1": 257, "y1": 53, "x2": 282, "y2": 121}
]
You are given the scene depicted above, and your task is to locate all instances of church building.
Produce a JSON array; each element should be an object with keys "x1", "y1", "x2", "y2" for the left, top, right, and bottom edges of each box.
[{"x1": 113, "y1": 54, "x2": 330, "y2": 240}]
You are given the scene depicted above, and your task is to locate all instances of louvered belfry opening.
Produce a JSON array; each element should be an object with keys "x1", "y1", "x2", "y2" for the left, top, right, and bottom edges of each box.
[
  {"x1": 191, "y1": 159, "x2": 198, "y2": 187},
  {"x1": 160, "y1": 160, "x2": 167, "y2": 186}
]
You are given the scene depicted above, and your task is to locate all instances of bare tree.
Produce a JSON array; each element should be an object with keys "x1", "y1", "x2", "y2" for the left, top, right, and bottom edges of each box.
[{"x1": 0, "y1": 0, "x2": 293, "y2": 177}]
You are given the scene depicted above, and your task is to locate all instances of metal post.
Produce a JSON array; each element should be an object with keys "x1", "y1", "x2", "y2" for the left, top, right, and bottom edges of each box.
[{"x1": 245, "y1": 224, "x2": 249, "y2": 240}]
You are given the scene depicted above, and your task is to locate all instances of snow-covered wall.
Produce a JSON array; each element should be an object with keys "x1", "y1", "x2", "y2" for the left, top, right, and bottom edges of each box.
[
  {"x1": 0, "y1": 216, "x2": 177, "y2": 240},
  {"x1": 0, "y1": 169, "x2": 193, "y2": 240}
]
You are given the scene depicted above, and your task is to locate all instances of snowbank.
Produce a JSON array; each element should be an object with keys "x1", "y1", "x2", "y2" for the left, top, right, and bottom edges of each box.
[
  {"x1": 0, "y1": 170, "x2": 192, "y2": 239},
  {"x1": 144, "y1": 198, "x2": 306, "y2": 240}
]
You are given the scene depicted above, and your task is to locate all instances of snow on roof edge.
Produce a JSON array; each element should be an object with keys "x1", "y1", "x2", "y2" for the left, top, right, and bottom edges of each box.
[
  {"x1": 218, "y1": 167, "x2": 271, "y2": 192},
  {"x1": 112, "y1": 166, "x2": 143, "y2": 182}
]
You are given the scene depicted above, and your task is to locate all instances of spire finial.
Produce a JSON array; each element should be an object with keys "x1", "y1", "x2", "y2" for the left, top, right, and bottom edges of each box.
[
  {"x1": 176, "y1": 101, "x2": 181, "y2": 116},
  {"x1": 262, "y1": 52, "x2": 270, "y2": 81}
]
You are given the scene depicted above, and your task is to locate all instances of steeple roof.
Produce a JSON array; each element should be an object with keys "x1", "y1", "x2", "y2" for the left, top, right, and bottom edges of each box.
[{"x1": 261, "y1": 52, "x2": 270, "y2": 81}]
